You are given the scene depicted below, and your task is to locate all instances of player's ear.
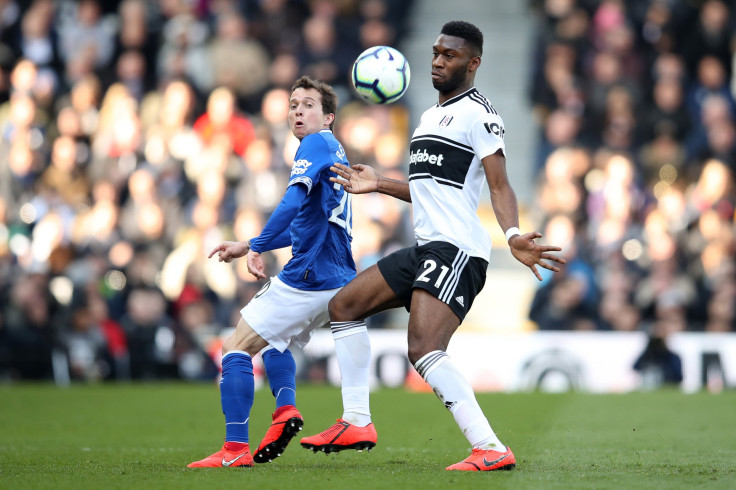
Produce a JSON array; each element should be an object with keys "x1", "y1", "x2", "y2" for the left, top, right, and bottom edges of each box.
[
  {"x1": 324, "y1": 112, "x2": 335, "y2": 127},
  {"x1": 468, "y1": 55, "x2": 481, "y2": 73}
]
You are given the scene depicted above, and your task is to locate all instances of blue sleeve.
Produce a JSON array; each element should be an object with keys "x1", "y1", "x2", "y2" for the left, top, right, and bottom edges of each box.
[
  {"x1": 288, "y1": 134, "x2": 330, "y2": 194},
  {"x1": 250, "y1": 184, "x2": 308, "y2": 253}
]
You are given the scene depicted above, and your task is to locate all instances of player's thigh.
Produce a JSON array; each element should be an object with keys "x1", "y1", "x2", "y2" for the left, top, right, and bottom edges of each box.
[
  {"x1": 223, "y1": 317, "x2": 269, "y2": 356},
  {"x1": 329, "y1": 263, "x2": 404, "y2": 321},
  {"x1": 406, "y1": 242, "x2": 487, "y2": 360},
  {"x1": 241, "y1": 277, "x2": 337, "y2": 352}
]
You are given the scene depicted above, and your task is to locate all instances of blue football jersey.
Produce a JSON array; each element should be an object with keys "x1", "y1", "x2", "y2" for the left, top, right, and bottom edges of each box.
[{"x1": 279, "y1": 129, "x2": 356, "y2": 290}]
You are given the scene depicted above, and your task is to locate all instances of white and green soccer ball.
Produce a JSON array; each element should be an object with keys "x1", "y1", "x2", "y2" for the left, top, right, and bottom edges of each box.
[{"x1": 351, "y1": 46, "x2": 411, "y2": 104}]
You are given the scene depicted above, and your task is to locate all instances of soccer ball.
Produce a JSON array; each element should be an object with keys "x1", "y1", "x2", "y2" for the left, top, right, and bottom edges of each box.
[{"x1": 351, "y1": 46, "x2": 411, "y2": 104}]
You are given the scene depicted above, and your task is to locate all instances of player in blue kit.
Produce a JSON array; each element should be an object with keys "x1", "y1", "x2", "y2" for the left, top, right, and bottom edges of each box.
[{"x1": 188, "y1": 76, "x2": 365, "y2": 468}]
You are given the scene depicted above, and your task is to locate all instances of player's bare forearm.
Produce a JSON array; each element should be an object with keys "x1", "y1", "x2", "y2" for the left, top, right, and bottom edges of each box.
[
  {"x1": 377, "y1": 175, "x2": 411, "y2": 202},
  {"x1": 489, "y1": 184, "x2": 520, "y2": 233},
  {"x1": 483, "y1": 152, "x2": 519, "y2": 232},
  {"x1": 482, "y1": 153, "x2": 565, "y2": 280},
  {"x1": 491, "y1": 185, "x2": 566, "y2": 280},
  {"x1": 330, "y1": 162, "x2": 411, "y2": 202}
]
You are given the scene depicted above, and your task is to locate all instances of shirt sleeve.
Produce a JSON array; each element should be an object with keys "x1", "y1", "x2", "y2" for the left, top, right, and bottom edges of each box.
[
  {"x1": 468, "y1": 111, "x2": 506, "y2": 160},
  {"x1": 287, "y1": 133, "x2": 330, "y2": 195},
  {"x1": 249, "y1": 184, "x2": 308, "y2": 253}
]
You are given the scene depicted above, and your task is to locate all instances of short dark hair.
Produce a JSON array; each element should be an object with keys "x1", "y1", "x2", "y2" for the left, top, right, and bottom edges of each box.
[
  {"x1": 290, "y1": 76, "x2": 338, "y2": 130},
  {"x1": 441, "y1": 21, "x2": 483, "y2": 56}
]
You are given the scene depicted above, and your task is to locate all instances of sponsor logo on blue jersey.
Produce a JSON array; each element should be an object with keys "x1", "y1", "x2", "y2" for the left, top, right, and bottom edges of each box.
[{"x1": 291, "y1": 159, "x2": 313, "y2": 176}]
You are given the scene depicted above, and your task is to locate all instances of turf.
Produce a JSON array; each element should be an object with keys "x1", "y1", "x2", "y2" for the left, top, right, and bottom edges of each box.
[{"x1": 0, "y1": 384, "x2": 734, "y2": 489}]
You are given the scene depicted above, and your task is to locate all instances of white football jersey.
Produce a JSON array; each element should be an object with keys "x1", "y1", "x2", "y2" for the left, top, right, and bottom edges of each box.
[{"x1": 409, "y1": 87, "x2": 506, "y2": 260}]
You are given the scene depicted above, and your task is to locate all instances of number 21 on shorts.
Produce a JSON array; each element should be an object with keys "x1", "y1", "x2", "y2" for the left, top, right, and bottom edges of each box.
[{"x1": 416, "y1": 259, "x2": 449, "y2": 288}]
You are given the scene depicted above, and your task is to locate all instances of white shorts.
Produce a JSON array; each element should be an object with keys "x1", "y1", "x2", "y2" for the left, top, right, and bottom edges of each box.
[{"x1": 241, "y1": 276, "x2": 341, "y2": 352}]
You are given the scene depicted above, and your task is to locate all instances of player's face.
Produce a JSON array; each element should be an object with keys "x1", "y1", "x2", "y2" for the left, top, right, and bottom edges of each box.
[
  {"x1": 431, "y1": 34, "x2": 475, "y2": 95},
  {"x1": 288, "y1": 87, "x2": 333, "y2": 140}
]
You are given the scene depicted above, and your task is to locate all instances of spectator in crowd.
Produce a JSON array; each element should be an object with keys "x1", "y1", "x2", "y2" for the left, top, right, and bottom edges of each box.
[
  {"x1": 633, "y1": 329, "x2": 683, "y2": 388},
  {"x1": 58, "y1": 0, "x2": 115, "y2": 75},
  {"x1": 105, "y1": 0, "x2": 158, "y2": 96},
  {"x1": 192, "y1": 86, "x2": 256, "y2": 157},
  {"x1": 13, "y1": 0, "x2": 61, "y2": 87},
  {"x1": 1, "y1": 271, "x2": 58, "y2": 379},
  {"x1": 680, "y1": 0, "x2": 732, "y2": 80},
  {"x1": 208, "y1": 11, "x2": 271, "y2": 114},
  {"x1": 297, "y1": 15, "x2": 352, "y2": 91}
]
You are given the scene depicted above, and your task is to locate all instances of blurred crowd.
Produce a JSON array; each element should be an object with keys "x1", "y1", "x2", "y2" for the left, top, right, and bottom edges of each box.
[
  {"x1": 527, "y1": 0, "x2": 736, "y2": 336},
  {"x1": 0, "y1": 0, "x2": 414, "y2": 382},
  {"x1": 2, "y1": 0, "x2": 735, "y2": 385}
]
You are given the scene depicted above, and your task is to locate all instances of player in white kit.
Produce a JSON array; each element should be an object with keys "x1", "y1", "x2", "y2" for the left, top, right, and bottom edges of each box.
[{"x1": 300, "y1": 21, "x2": 566, "y2": 471}]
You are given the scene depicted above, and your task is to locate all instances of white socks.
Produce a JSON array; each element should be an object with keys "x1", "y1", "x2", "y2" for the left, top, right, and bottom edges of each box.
[
  {"x1": 415, "y1": 350, "x2": 505, "y2": 451},
  {"x1": 331, "y1": 321, "x2": 372, "y2": 426}
]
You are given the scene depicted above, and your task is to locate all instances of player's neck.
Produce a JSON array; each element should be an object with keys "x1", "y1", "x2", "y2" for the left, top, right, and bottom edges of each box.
[{"x1": 438, "y1": 81, "x2": 474, "y2": 105}]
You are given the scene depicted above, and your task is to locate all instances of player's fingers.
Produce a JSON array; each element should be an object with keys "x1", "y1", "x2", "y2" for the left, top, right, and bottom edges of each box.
[
  {"x1": 329, "y1": 166, "x2": 350, "y2": 178},
  {"x1": 531, "y1": 264, "x2": 542, "y2": 281},
  {"x1": 329, "y1": 176, "x2": 349, "y2": 186},
  {"x1": 540, "y1": 245, "x2": 563, "y2": 252},
  {"x1": 541, "y1": 253, "x2": 566, "y2": 264},
  {"x1": 538, "y1": 261, "x2": 561, "y2": 273},
  {"x1": 332, "y1": 163, "x2": 351, "y2": 176},
  {"x1": 207, "y1": 245, "x2": 223, "y2": 258}
]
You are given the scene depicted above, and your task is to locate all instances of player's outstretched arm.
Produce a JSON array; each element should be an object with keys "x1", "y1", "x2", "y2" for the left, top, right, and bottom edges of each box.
[
  {"x1": 208, "y1": 240, "x2": 250, "y2": 263},
  {"x1": 481, "y1": 151, "x2": 565, "y2": 280},
  {"x1": 330, "y1": 162, "x2": 411, "y2": 202},
  {"x1": 508, "y1": 232, "x2": 566, "y2": 281}
]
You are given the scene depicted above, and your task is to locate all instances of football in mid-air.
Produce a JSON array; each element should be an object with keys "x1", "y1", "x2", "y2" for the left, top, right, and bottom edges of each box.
[{"x1": 351, "y1": 46, "x2": 411, "y2": 104}]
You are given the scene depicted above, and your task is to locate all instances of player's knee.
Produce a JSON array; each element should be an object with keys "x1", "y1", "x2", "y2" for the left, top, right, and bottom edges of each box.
[
  {"x1": 221, "y1": 335, "x2": 235, "y2": 356},
  {"x1": 328, "y1": 293, "x2": 353, "y2": 322},
  {"x1": 407, "y1": 344, "x2": 429, "y2": 366},
  {"x1": 407, "y1": 337, "x2": 445, "y2": 366},
  {"x1": 221, "y1": 332, "x2": 254, "y2": 357}
]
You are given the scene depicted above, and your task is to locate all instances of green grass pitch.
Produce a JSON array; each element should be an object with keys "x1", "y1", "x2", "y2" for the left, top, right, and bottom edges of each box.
[{"x1": 0, "y1": 383, "x2": 734, "y2": 489}]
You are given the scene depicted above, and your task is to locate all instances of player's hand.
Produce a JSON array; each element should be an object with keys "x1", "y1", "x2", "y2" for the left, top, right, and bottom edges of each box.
[
  {"x1": 246, "y1": 249, "x2": 267, "y2": 280},
  {"x1": 508, "y1": 232, "x2": 566, "y2": 281},
  {"x1": 208, "y1": 241, "x2": 250, "y2": 263},
  {"x1": 330, "y1": 162, "x2": 379, "y2": 194}
]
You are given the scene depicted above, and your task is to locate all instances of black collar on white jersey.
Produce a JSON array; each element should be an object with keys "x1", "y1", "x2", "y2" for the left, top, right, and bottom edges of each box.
[{"x1": 437, "y1": 87, "x2": 477, "y2": 107}]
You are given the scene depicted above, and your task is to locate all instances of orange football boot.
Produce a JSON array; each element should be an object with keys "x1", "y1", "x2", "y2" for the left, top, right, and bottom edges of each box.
[
  {"x1": 445, "y1": 446, "x2": 516, "y2": 471},
  {"x1": 253, "y1": 405, "x2": 304, "y2": 463},
  {"x1": 187, "y1": 442, "x2": 254, "y2": 468},
  {"x1": 300, "y1": 419, "x2": 377, "y2": 454}
]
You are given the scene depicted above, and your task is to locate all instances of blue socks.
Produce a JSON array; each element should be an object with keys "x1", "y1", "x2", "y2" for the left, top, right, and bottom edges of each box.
[
  {"x1": 220, "y1": 351, "x2": 254, "y2": 443},
  {"x1": 262, "y1": 348, "x2": 297, "y2": 408},
  {"x1": 220, "y1": 348, "x2": 295, "y2": 443}
]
